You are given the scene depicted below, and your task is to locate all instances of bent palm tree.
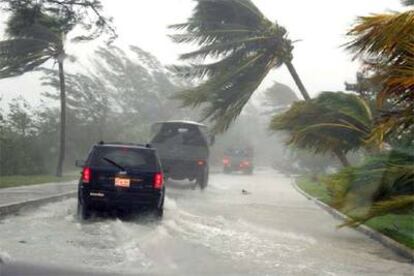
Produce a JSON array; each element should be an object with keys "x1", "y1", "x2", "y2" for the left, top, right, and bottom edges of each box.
[
  {"x1": 270, "y1": 92, "x2": 375, "y2": 167},
  {"x1": 170, "y1": 0, "x2": 310, "y2": 133},
  {"x1": 0, "y1": 7, "x2": 67, "y2": 176}
]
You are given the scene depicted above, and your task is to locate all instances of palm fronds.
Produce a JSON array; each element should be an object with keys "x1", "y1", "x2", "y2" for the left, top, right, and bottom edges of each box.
[
  {"x1": 270, "y1": 92, "x2": 374, "y2": 157},
  {"x1": 346, "y1": 10, "x2": 414, "y2": 143},
  {"x1": 170, "y1": 0, "x2": 304, "y2": 133},
  {"x1": 0, "y1": 7, "x2": 64, "y2": 79},
  {"x1": 324, "y1": 148, "x2": 414, "y2": 226},
  {"x1": 340, "y1": 195, "x2": 414, "y2": 227}
]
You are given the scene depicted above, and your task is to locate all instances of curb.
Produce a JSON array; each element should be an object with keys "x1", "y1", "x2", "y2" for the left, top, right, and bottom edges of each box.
[
  {"x1": 0, "y1": 191, "x2": 76, "y2": 218},
  {"x1": 291, "y1": 179, "x2": 414, "y2": 262}
]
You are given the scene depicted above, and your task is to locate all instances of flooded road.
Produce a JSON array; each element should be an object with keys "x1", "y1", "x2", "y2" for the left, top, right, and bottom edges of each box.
[{"x1": 0, "y1": 169, "x2": 412, "y2": 275}]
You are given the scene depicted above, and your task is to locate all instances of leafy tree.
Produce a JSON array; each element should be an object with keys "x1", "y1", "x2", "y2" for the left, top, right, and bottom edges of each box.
[
  {"x1": 0, "y1": 0, "x2": 116, "y2": 41},
  {"x1": 170, "y1": 0, "x2": 310, "y2": 133},
  {"x1": 92, "y1": 45, "x2": 196, "y2": 134},
  {"x1": 41, "y1": 68, "x2": 110, "y2": 140},
  {"x1": 270, "y1": 92, "x2": 375, "y2": 167},
  {"x1": 0, "y1": 97, "x2": 46, "y2": 175},
  {"x1": 7, "y1": 96, "x2": 36, "y2": 136},
  {"x1": 261, "y1": 81, "x2": 299, "y2": 114},
  {"x1": 0, "y1": 1, "x2": 115, "y2": 176}
]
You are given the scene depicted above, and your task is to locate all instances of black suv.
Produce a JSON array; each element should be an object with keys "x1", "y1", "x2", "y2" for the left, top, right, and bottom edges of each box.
[{"x1": 76, "y1": 142, "x2": 165, "y2": 219}]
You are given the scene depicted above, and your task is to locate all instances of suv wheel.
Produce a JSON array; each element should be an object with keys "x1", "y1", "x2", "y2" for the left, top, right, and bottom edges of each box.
[
  {"x1": 77, "y1": 201, "x2": 91, "y2": 220},
  {"x1": 197, "y1": 166, "x2": 209, "y2": 190},
  {"x1": 155, "y1": 196, "x2": 164, "y2": 218}
]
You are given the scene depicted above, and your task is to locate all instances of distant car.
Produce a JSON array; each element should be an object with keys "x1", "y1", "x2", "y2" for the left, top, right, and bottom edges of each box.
[
  {"x1": 222, "y1": 147, "x2": 254, "y2": 174},
  {"x1": 76, "y1": 142, "x2": 165, "y2": 219},
  {"x1": 150, "y1": 121, "x2": 214, "y2": 189}
]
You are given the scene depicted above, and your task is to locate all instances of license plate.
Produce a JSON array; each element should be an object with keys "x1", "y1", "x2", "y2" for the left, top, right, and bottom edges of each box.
[{"x1": 115, "y1": 177, "x2": 130, "y2": 188}]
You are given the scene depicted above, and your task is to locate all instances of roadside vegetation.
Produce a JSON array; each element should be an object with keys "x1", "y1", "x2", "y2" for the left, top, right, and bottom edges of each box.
[
  {"x1": 297, "y1": 177, "x2": 414, "y2": 249},
  {"x1": 0, "y1": 174, "x2": 77, "y2": 189}
]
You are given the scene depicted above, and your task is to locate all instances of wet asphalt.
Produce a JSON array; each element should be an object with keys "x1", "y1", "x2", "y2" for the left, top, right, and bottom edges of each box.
[{"x1": 0, "y1": 169, "x2": 413, "y2": 275}]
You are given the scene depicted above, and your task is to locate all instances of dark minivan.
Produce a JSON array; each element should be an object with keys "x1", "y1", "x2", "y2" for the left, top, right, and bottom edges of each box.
[{"x1": 76, "y1": 142, "x2": 165, "y2": 219}]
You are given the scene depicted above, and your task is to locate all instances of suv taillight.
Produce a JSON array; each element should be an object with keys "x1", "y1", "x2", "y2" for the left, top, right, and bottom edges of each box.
[
  {"x1": 153, "y1": 172, "x2": 163, "y2": 189},
  {"x1": 223, "y1": 156, "x2": 230, "y2": 165},
  {"x1": 82, "y1": 167, "x2": 91, "y2": 183}
]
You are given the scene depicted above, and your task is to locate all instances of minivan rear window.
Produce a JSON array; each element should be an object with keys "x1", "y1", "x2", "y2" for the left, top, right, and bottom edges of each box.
[{"x1": 90, "y1": 147, "x2": 157, "y2": 171}]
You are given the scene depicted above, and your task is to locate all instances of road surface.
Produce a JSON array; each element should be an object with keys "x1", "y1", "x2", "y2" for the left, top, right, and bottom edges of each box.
[{"x1": 0, "y1": 169, "x2": 412, "y2": 275}]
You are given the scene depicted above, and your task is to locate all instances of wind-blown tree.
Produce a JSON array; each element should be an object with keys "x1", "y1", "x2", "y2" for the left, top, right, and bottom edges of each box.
[
  {"x1": 324, "y1": 148, "x2": 414, "y2": 227},
  {"x1": 0, "y1": 7, "x2": 68, "y2": 176},
  {"x1": 0, "y1": 0, "x2": 116, "y2": 41},
  {"x1": 270, "y1": 92, "x2": 375, "y2": 167},
  {"x1": 170, "y1": 0, "x2": 310, "y2": 133},
  {"x1": 0, "y1": 97, "x2": 46, "y2": 175},
  {"x1": 41, "y1": 69, "x2": 110, "y2": 141},
  {"x1": 345, "y1": 5, "x2": 414, "y2": 147},
  {"x1": 261, "y1": 81, "x2": 299, "y2": 115},
  {"x1": 92, "y1": 46, "x2": 195, "y2": 128},
  {"x1": 0, "y1": 1, "x2": 115, "y2": 176}
]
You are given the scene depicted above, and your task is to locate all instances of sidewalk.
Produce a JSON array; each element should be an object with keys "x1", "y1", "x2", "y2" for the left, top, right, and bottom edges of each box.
[{"x1": 0, "y1": 181, "x2": 77, "y2": 217}]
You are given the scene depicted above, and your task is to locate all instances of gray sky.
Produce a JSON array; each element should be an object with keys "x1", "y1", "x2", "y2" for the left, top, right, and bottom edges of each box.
[{"x1": 0, "y1": 0, "x2": 405, "y2": 107}]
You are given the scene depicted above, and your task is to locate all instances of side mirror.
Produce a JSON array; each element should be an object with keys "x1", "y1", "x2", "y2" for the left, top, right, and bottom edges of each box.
[{"x1": 75, "y1": 160, "x2": 86, "y2": 168}]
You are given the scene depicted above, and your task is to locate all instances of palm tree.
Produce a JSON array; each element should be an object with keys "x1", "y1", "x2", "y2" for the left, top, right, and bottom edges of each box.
[
  {"x1": 0, "y1": 6, "x2": 68, "y2": 176},
  {"x1": 324, "y1": 148, "x2": 414, "y2": 227},
  {"x1": 170, "y1": 0, "x2": 310, "y2": 133},
  {"x1": 270, "y1": 92, "x2": 375, "y2": 167},
  {"x1": 345, "y1": 7, "x2": 414, "y2": 146}
]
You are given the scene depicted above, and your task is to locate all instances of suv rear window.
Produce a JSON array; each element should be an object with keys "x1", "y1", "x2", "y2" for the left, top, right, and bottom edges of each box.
[
  {"x1": 152, "y1": 125, "x2": 207, "y2": 146},
  {"x1": 89, "y1": 147, "x2": 157, "y2": 171}
]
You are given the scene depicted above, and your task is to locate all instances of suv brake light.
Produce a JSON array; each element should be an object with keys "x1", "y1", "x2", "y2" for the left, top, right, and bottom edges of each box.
[
  {"x1": 82, "y1": 167, "x2": 91, "y2": 183},
  {"x1": 153, "y1": 172, "x2": 163, "y2": 189}
]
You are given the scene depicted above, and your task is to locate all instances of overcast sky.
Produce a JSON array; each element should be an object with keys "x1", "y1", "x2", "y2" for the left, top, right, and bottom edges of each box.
[{"x1": 0, "y1": 0, "x2": 405, "y2": 107}]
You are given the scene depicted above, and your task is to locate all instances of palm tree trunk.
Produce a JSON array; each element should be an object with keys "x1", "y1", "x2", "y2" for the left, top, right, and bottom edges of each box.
[
  {"x1": 334, "y1": 149, "x2": 350, "y2": 167},
  {"x1": 285, "y1": 60, "x2": 354, "y2": 167},
  {"x1": 285, "y1": 60, "x2": 311, "y2": 101},
  {"x1": 55, "y1": 59, "x2": 66, "y2": 177}
]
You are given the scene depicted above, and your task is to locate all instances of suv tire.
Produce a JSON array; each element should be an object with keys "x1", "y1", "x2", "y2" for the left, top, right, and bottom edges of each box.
[
  {"x1": 197, "y1": 166, "x2": 209, "y2": 190},
  {"x1": 77, "y1": 201, "x2": 91, "y2": 220},
  {"x1": 155, "y1": 196, "x2": 164, "y2": 218}
]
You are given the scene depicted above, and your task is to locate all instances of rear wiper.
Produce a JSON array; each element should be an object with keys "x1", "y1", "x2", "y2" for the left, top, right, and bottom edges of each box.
[{"x1": 102, "y1": 157, "x2": 126, "y2": 171}]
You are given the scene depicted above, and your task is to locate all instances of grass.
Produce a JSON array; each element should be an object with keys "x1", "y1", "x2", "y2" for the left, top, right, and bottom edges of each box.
[
  {"x1": 297, "y1": 176, "x2": 331, "y2": 204},
  {"x1": 366, "y1": 215, "x2": 414, "y2": 250},
  {"x1": 297, "y1": 176, "x2": 414, "y2": 250},
  {"x1": 0, "y1": 173, "x2": 78, "y2": 189}
]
